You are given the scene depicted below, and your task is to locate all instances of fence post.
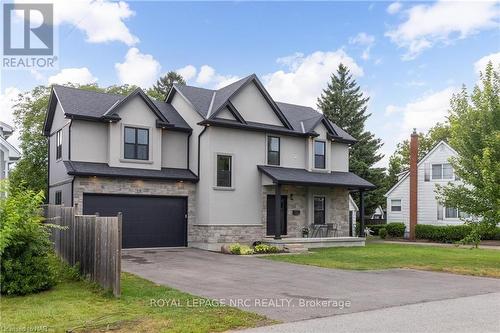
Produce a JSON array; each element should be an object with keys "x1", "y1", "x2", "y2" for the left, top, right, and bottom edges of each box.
[{"x1": 114, "y1": 212, "x2": 122, "y2": 297}]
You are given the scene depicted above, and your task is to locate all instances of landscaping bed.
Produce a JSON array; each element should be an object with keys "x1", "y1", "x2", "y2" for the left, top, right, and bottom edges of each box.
[
  {"x1": 264, "y1": 243, "x2": 500, "y2": 278},
  {"x1": 0, "y1": 271, "x2": 273, "y2": 332}
]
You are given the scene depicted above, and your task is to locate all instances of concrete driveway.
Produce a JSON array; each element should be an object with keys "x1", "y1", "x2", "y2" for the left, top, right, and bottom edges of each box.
[{"x1": 122, "y1": 248, "x2": 500, "y2": 322}]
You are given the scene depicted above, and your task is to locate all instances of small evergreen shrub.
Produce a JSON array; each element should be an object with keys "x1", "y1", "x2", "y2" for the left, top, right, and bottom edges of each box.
[
  {"x1": 379, "y1": 228, "x2": 388, "y2": 239},
  {"x1": 228, "y1": 243, "x2": 254, "y2": 255},
  {"x1": 254, "y1": 244, "x2": 281, "y2": 254},
  {"x1": 385, "y1": 223, "x2": 405, "y2": 238},
  {"x1": 0, "y1": 184, "x2": 58, "y2": 295}
]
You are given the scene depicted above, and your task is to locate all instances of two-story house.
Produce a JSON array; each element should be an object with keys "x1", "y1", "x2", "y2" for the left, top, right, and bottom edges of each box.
[
  {"x1": 0, "y1": 121, "x2": 20, "y2": 180},
  {"x1": 385, "y1": 138, "x2": 465, "y2": 237},
  {"x1": 44, "y1": 74, "x2": 374, "y2": 250}
]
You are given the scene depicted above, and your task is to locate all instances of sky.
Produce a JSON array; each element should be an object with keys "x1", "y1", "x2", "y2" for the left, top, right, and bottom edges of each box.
[{"x1": 1, "y1": 0, "x2": 499, "y2": 168}]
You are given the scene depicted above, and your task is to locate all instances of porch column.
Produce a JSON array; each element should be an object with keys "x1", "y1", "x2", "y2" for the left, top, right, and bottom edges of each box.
[
  {"x1": 359, "y1": 190, "x2": 365, "y2": 237},
  {"x1": 274, "y1": 183, "x2": 282, "y2": 240}
]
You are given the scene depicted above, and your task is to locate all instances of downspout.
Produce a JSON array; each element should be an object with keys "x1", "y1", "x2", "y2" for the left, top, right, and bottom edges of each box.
[
  {"x1": 69, "y1": 120, "x2": 75, "y2": 207},
  {"x1": 196, "y1": 126, "x2": 208, "y2": 177},
  {"x1": 186, "y1": 131, "x2": 192, "y2": 170}
]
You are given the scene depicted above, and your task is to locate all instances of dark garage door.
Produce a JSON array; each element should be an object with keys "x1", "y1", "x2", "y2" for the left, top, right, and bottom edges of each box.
[{"x1": 83, "y1": 194, "x2": 187, "y2": 248}]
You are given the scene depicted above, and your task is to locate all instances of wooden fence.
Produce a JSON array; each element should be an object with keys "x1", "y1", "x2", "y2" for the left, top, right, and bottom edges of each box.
[{"x1": 44, "y1": 204, "x2": 122, "y2": 297}]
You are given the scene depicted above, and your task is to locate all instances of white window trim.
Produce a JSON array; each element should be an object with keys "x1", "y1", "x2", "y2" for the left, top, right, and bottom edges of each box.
[
  {"x1": 266, "y1": 134, "x2": 281, "y2": 166},
  {"x1": 119, "y1": 123, "x2": 154, "y2": 163},
  {"x1": 390, "y1": 199, "x2": 402, "y2": 212},
  {"x1": 443, "y1": 206, "x2": 460, "y2": 220},
  {"x1": 213, "y1": 152, "x2": 235, "y2": 191},
  {"x1": 431, "y1": 163, "x2": 454, "y2": 181}
]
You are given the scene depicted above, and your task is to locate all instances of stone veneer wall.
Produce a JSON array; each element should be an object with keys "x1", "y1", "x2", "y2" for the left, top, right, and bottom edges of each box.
[
  {"x1": 262, "y1": 185, "x2": 350, "y2": 238},
  {"x1": 190, "y1": 225, "x2": 265, "y2": 251},
  {"x1": 72, "y1": 176, "x2": 196, "y2": 237}
]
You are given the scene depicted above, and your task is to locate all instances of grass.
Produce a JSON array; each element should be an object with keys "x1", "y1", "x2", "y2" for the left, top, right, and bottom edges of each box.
[
  {"x1": 264, "y1": 243, "x2": 500, "y2": 278},
  {"x1": 1, "y1": 271, "x2": 273, "y2": 332}
]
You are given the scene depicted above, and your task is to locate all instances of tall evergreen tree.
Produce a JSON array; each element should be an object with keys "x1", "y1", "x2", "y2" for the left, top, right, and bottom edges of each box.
[
  {"x1": 149, "y1": 71, "x2": 186, "y2": 100},
  {"x1": 317, "y1": 63, "x2": 385, "y2": 215}
]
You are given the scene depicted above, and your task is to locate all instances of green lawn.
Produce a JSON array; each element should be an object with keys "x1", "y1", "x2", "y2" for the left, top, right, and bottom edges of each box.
[
  {"x1": 265, "y1": 243, "x2": 500, "y2": 278},
  {"x1": 1, "y1": 272, "x2": 273, "y2": 333}
]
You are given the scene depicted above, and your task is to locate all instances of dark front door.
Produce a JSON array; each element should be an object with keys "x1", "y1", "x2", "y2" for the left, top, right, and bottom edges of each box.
[
  {"x1": 266, "y1": 195, "x2": 287, "y2": 236},
  {"x1": 83, "y1": 194, "x2": 187, "y2": 248}
]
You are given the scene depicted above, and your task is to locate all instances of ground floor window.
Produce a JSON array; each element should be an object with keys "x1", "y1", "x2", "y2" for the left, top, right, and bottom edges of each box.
[
  {"x1": 314, "y1": 196, "x2": 325, "y2": 224},
  {"x1": 391, "y1": 199, "x2": 402, "y2": 212},
  {"x1": 55, "y1": 191, "x2": 62, "y2": 205}
]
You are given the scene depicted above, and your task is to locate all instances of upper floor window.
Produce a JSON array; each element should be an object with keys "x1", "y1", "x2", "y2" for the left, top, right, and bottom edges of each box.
[
  {"x1": 314, "y1": 140, "x2": 326, "y2": 169},
  {"x1": 391, "y1": 199, "x2": 402, "y2": 212},
  {"x1": 267, "y1": 136, "x2": 280, "y2": 166},
  {"x1": 432, "y1": 163, "x2": 453, "y2": 180},
  {"x1": 56, "y1": 130, "x2": 62, "y2": 160},
  {"x1": 124, "y1": 127, "x2": 149, "y2": 160},
  {"x1": 216, "y1": 155, "x2": 232, "y2": 188}
]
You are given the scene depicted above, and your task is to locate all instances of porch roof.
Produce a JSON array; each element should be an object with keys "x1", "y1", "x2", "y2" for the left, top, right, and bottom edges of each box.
[{"x1": 257, "y1": 165, "x2": 375, "y2": 190}]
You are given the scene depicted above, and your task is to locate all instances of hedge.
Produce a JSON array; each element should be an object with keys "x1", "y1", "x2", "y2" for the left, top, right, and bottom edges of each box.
[
  {"x1": 416, "y1": 224, "x2": 500, "y2": 243},
  {"x1": 385, "y1": 223, "x2": 405, "y2": 238}
]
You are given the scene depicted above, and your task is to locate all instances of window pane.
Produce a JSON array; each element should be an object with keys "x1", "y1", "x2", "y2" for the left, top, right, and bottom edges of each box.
[
  {"x1": 268, "y1": 137, "x2": 279, "y2": 152},
  {"x1": 217, "y1": 155, "x2": 231, "y2": 187},
  {"x1": 125, "y1": 127, "x2": 136, "y2": 143},
  {"x1": 137, "y1": 145, "x2": 148, "y2": 160},
  {"x1": 137, "y1": 129, "x2": 148, "y2": 145},
  {"x1": 268, "y1": 151, "x2": 279, "y2": 166},
  {"x1": 315, "y1": 141, "x2": 325, "y2": 155},
  {"x1": 314, "y1": 212, "x2": 325, "y2": 225},
  {"x1": 445, "y1": 207, "x2": 458, "y2": 218},
  {"x1": 391, "y1": 199, "x2": 402, "y2": 211},
  {"x1": 314, "y1": 197, "x2": 325, "y2": 210},
  {"x1": 437, "y1": 203, "x2": 444, "y2": 220},
  {"x1": 442, "y1": 163, "x2": 453, "y2": 179},
  {"x1": 124, "y1": 143, "x2": 135, "y2": 159},
  {"x1": 314, "y1": 197, "x2": 325, "y2": 224},
  {"x1": 432, "y1": 164, "x2": 442, "y2": 179},
  {"x1": 315, "y1": 155, "x2": 325, "y2": 169}
]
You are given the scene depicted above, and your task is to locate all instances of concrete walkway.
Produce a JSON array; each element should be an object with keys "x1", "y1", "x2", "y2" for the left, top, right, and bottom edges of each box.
[
  {"x1": 237, "y1": 292, "x2": 500, "y2": 333},
  {"x1": 122, "y1": 248, "x2": 500, "y2": 322}
]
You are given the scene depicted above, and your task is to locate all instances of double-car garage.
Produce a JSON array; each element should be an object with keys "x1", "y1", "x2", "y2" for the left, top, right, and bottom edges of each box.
[{"x1": 83, "y1": 194, "x2": 188, "y2": 248}]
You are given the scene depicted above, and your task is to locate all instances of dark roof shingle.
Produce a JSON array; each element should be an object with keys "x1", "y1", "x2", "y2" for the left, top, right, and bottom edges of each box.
[{"x1": 258, "y1": 165, "x2": 375, "y2": 189}]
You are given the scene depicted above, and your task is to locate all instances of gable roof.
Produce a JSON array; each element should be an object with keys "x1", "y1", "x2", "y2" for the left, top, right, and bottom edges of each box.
[
  {"x1": 43, "y1": 85, "x2": 191, "y2": 135},
  {"x1": 384, "y1": 140, "x2": 458, "y2": 197},
  {"x1": 0, "y1": 136, "x2": 21, "y2": 160},
  {"x1": 169, "y1": 75, "x2": 356, "y2": 143}
]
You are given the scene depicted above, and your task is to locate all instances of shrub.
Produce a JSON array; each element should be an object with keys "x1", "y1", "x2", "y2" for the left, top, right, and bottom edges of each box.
[
  {"x1": 385, "y1": 223, "x2": 405, "y2": 238},
  {"x1": 228, "y1": 243, "x2": 254, "y2": 255},
  {"x1": 415, "y1": 224, "x2": 500, "y2": 243},
  {"x1": 0, "y1": 183, "x2": 58, "y2": 295},
  {"x1": 379, "y1": 228, "x2": 387, "y2": 239},
  {"x1": 365, "y1": 224, "x2": 387, "y2": 236},
  {"x1": 254, "y1": 244, "x2": 281, "y2": 254}
]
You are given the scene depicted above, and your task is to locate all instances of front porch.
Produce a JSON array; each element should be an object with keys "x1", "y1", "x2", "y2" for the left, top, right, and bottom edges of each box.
[{"x1": 258, "y1": 165, "x2": 375, "y2": 248}]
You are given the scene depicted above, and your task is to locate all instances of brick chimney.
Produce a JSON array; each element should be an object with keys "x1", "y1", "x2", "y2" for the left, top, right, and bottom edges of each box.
[{"x1": 409, "y1": 129, "x2": 418, "y2": 240}]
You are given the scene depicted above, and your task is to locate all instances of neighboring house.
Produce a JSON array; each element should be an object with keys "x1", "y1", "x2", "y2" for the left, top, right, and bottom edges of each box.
[
  {"x1": 385, "y1": 140, "x2": 464, "y2": 236},
  {"x1": 43, "y1": 74, "x2": 374, "y2": 250},
  {"x1": 0, "y1": 122, "x2": 21, "y2": 179},
  {"x1": 371, "y1": 205, "x2": 385, "y2": 219}
]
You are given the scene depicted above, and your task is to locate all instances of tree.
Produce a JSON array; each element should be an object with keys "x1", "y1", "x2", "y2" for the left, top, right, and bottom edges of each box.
[
  {"x1": 148, "y1": 71, "x2": 186, "y2": 100},
  {"x1": 317, "y1": 64, "x2": 385, "y2": 214},
  {"x1": 9, "y1": 86, "x2": 51, "y2": 195},
  {"x1": 436, "y1": 62, "x2": 500, "y2": 245},
  {"x1": 387, "y1": 122, "x2": 450, "y2": 187}
]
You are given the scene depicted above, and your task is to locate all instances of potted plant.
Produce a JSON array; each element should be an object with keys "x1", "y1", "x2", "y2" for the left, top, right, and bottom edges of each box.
[{"x1": 302, "y1": 227, "x2": 309, "y2": 238}]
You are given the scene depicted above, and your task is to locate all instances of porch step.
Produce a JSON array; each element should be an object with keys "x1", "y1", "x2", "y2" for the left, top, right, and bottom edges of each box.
[{"x1": 282, "y1": 243, "x2": 308, "y2": 253}]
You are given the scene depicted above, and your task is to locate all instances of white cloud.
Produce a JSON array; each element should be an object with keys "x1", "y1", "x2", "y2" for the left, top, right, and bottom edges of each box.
[
  {"x1": 15, "y1": 0, "x2": 138, "y2": 45},
  {"x1": 193, "y1": 65, "x2": 240, "y2": 89},
  {"x1": 390, "y1": 87, "x2": 456, "y2": 139},
  {"x1": 474, "y1": 52, "x2": 500, "y2": 74},
  {"x1": 386, "y1": 1, "x2": 500, "y2": 60},
  {"x1": 263, "y1": 50, "x2": 363, "y2": 107},
  {"x1": 387, "y1": 2, "x2": 402, "y2": 15},
  {"x1": 48, "y1": 67, "x2": 97, "y2": 85},
  {"x1": 349, "y1": 32, "x2": 375, "y2": 60},
  {"x1": 0, "y1": 87, "x2": 22, "y2": 150},
  {"x1": 115, "y1": 48, "x2": 161, "y2": 87},
  {"x1": 176, "y1": 65, "x2": 197, "y2": 81}
]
